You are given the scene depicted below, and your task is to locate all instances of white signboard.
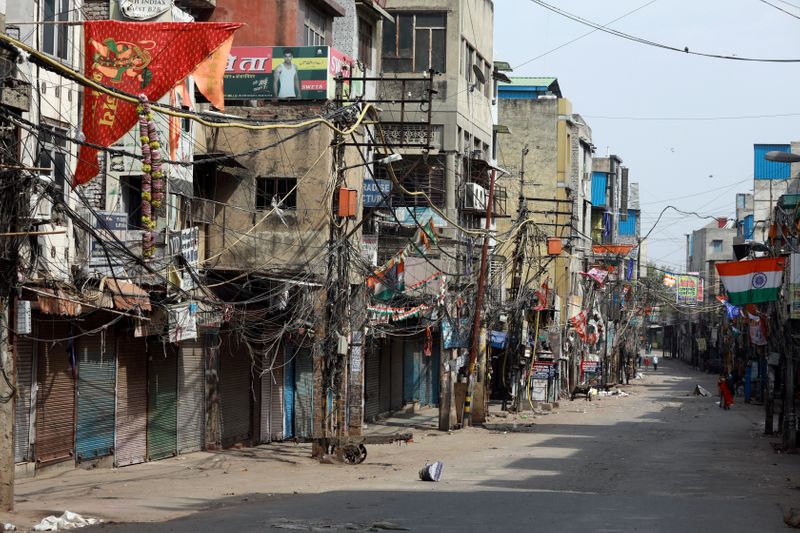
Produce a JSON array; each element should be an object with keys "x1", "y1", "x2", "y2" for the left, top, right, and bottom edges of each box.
[
  {"x1": 168, "y1": 302, "x2": 198, "y2": 342},
  {"x1": 118, "y1": 0, "x2": 173, "y2": 20},
  {"x1": 16, "y1": 300, "x2": 31, "y2": 335},
  {"x1": 169, "y1": 226, "x2": 200, "y2": 290}
]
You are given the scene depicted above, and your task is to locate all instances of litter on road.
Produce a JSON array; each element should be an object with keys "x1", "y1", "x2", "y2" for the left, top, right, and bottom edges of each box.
[
  {"x1": 694, "y1": 385, "x2": 712, "y2": 397},
  {"x1": 419, "y1": 461, "x2": 444, "y2": 482},
  {"x1": 31, "y1": 511, "x2": 99, "y2": 531}
]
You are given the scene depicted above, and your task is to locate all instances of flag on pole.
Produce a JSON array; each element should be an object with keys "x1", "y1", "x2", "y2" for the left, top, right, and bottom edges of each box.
[
  {"x1": 715, "y1": 257, "x2": 784, "y2": 305},
  {"x1": 75, "y1": 21, "x2": 242, "y2": 185}
]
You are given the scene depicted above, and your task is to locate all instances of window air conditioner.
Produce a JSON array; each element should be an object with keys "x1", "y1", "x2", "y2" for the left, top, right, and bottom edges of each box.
[{"x1": 464, "y1": 183, "x2": 486, "y2": 211}]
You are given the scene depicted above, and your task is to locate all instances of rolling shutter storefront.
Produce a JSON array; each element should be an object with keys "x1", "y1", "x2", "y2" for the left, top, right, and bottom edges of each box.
[
  {"x1": 390, "y1": 339, "x2": 403, "y2": 411},
  {"x1": 260, "y1": 348, "x2": 283, "y2": 443},
  {"x1": 219, "y1": 334, "x2": 252, "y2": 447},
  {"x1": 14, "y1": 335, "x2": 35, "y2": 463},
  {"x1": 294, "y1": 347, "x2": 313, "y2": 439},
  {"x1": 178, "y1": 338, "x2": 205, "y2": 454},
  {"x1": 364, "y1": 341, "x2": 381, "y2": 421},
  {"x1": 148, "y1": 343, "x2": 177, "y2": 461},
  {"x1": 115, "y1": 336, "x2": 148, "y2": 467},
  {"x1": 35, "y1": 320, "x2": 75, "y2": 465},
  {"x1": 75, "y1": 327, "x2": 116, "y2": 462}
]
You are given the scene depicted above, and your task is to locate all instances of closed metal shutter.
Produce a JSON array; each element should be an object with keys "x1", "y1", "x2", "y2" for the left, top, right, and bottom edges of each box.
[
  {"x1": 294, "y1": 347, "x2": 313, "y2": 439},
  {"x1": 177, "y1": 338, "x2": 205, "y2": 453},
  {"x1": 283, "y1": 344, "x2": 295, "y2": 439},
  {"x1": 390, "y1": 339, "x2": 403, "y2": 411},
  {"x1": 148, "y1": 343, "x2": 177, "y2": 461},
  {"x1": 35, "y1": 320, "x2": 75, "y2": 465},
  {"x1": 364, "y1": 341, "x2": 380, "y2": 421},
  {"x1": 115, "y1": 335, "x2": 148, "y2": 467},
  {"x1": 260, "y1": 347, "x2": 283, "y2": 443},
  {"x1": 219, "y1": 334, "x2": 252, "y2": 447},
  {"x1": 14, "y1": 334, "x2": 34, "y2": 463},
  {"x1": 403, "y1": 339, "x2": 421, "y2": 404},
  {"x1": 76, "y1": 328, "x2": 116, "y2": 462},
  {"x1": 378, "y1": 339, "x2": 391, "y2": 414}
]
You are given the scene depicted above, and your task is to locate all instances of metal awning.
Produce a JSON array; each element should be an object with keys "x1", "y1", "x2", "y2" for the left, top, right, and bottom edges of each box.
[
  {"x1": 356, "y1": 0, "x2": 394, "y2": 21},
  {"x1": 102, "y1": 278, "x2": 152, "y2": 312}
]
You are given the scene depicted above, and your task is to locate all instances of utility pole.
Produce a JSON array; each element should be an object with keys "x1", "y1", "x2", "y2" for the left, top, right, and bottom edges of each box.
[
  {"x1": 503, "y1": 146, "x2": 528, "y2": 411},
  {"x1": 465, "y1": 168, "x2": 497, "y2": 426}
]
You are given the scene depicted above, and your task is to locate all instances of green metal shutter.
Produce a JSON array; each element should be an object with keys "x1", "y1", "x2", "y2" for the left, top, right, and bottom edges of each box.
[
  {"x1": 148, "y1": 343, "x2": 177, "y2": 461},
  {"x1": 76, "y1": 329, "x2": 116, "y2": 462},
  {"x1": 294, "y1": 347, "x2": 313, "y2": 439}
]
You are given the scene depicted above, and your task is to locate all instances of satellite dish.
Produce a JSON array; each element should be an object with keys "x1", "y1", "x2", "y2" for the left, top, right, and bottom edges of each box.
[{"x1": 472, "y1": 64, "x2": 486, "y2": 84}]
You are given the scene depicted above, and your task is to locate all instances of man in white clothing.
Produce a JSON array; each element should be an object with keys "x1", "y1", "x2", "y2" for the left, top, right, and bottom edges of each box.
[{"x1": 274, "y1": 50, "x2": 301, "y2": 98}]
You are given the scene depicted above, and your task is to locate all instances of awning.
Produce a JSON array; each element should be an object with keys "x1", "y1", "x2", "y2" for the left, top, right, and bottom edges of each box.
[
  {"x1": 592, "y1": 244, "x2": 635, "y2": 256},
  {"x1": 490, "y1": 330, "x2": 507, "y2": 349},
  {"x1": 356, "y1": 0, "x2": 394, "y2": 21},
  {"x1": 103, "y1": 278, "x2": 151, "y2": 312},
  {"x1": 34, "y1": 288, "x2": 82, "y2": 317}
]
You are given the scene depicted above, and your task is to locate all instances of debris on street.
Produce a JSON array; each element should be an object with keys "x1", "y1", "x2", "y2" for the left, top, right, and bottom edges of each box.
[
  {"x1": 694, "y1": 385, "x2": 712, "y2": 397},
  {"x1": 31, "y1": 511, "x2": 99, "y2": 531},
  {"x1": 419, "y1": 461, "x2": 444, "y2": 482}
]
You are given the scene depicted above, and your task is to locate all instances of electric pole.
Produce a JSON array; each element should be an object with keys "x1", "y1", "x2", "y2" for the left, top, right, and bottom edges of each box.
[{"x1": 465, "y1": 168, "x2": 497, "y2": 425}]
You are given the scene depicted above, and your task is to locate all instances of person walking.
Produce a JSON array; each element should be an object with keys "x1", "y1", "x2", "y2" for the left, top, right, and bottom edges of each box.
[{"x1": 652, "y1": 355, "x2": 659, "y2": 372}]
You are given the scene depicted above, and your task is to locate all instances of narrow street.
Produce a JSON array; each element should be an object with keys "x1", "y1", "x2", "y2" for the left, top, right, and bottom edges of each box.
[{"x1": 49, "y1": 358, "x2": 795, "y2": 533}]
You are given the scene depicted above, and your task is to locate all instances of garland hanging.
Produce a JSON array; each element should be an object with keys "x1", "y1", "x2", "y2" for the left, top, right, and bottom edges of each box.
[{"x1": 136, "y1": 94, "x2": 165, "y2": 259}]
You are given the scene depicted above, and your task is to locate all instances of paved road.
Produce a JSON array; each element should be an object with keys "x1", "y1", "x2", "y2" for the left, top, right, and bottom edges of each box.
[{"x1": 89, "y1": 359, "x2": 799, "y2": 533}]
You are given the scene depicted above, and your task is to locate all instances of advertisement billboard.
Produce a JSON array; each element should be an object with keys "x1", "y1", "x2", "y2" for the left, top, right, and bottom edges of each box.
[
  {"x1": 676, "y1": 275, "x2": 700, "y2": 306},
  {"x1": 225, "y1": 46, "x2": 353, "y2": 100}
]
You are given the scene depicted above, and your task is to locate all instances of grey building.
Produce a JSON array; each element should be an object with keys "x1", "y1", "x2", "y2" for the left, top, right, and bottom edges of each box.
[{"x1": 687, "y1": 220, "x2": 736, "y2": 303}]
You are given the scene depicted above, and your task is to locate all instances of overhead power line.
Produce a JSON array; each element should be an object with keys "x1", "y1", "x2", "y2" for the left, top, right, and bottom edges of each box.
[
  {"x1": 528, "y1": 0, "x2": 800, "y2": 63},
  {"x1": 757, "y1": 0, "x2": 800, "y2": 20},
  {"x1": 585, "y1": 112, "x2": 800, "y2": 121}
]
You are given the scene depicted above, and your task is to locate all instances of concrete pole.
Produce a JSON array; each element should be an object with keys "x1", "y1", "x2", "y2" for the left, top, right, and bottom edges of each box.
[{"x1": 0, "y1": 299, "x2": 13, "y2": 511}]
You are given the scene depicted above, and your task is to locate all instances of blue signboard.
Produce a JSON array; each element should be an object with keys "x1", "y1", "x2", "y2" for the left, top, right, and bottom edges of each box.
[{"x1": 363, "y1": 178, "x2": 392, "y2": 207}]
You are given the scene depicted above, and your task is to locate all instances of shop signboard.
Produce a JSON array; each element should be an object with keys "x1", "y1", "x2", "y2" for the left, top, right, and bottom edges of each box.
[
  {"x1": 532, "y1": 361, "x2": 555, "y2": 379},
  {"x1": 363, "y1": 178, "x2": 392, "y2": 207},
  {"x1": 393, "y1": 207, "x2": 448, "y2": 228},
  {"x1": 580, "y1": 360, "x2": 599, "y2": 374},
  {"x1": 90, "y1": 212, "x2": 128, "y2": 270},
  {"x1": 225, "y1": 45, "x2": 353, "y2": 100},
  {"x1": 676, "y1": 275, "x2": 700, "y2": 305}
]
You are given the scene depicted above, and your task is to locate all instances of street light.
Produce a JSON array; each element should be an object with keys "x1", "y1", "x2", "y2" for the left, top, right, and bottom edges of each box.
[{"x1": 765, "y1": 151, "x2": 800, "y2": 163}]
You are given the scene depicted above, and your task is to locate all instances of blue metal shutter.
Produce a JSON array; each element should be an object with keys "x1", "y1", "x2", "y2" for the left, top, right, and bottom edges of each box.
[
  {"x1": 283, "y1": 343, "x2": 295, "y2": 439},
  {"x1": 76, "y1": 329, "x2": 116, "y2": 462},
  {"x1": 403, "y1": 340, "x2": 420, "y2": 404},
  {"x1": 591, "y1": 172, "x2": 607, "y2": 206},
  {"x1": 618, "y1": 210, "x2": 637, "y2": 236}
]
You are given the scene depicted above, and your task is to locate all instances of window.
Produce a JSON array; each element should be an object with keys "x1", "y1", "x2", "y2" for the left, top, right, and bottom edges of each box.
[
  {"x1": 43, "y1": 0, "x2": 69, "y2": 60},
  {"x1": 383, "y1": 12, "x2": 446, "y2": 73},
  {"x1": 121, "y1": 175, "x2": 143, "y2": 230},
  {"x1": 376, "y1": 155, "x2": 445, "y2": 207},
  {"x1": 463, "y1": 41, "x2": 475, "y2": 82},
  {"x1": 257, "y1": 177, "x2": 297, "y2": 210},
  {"x1": 357, "y1": 17, "x2": 373, "y2": 69},
  {"x1": 711, "y1": 239, "x2": 723, "y2": 253},
  {"x1": 37, "y1": 124, "x2": 68, "y2": 193},
  {"x1": 304, "y1": 5, "x2": 327, "y2": 46}
]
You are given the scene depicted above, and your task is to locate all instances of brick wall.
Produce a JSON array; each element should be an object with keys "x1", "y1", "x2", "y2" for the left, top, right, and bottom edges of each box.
[{"x1": 83, "y1": 0, "x2": 109, "y2": 20}]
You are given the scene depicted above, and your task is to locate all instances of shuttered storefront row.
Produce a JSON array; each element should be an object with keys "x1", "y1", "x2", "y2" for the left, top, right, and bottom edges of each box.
[
  {"x1": 35, "y1": 320, "x2": 75, "y2": 465},
  {"x1": 14, "y1": 334, "x2": 35, "y2": 463},
  {"x1": 260, "y1": 347, "x2": 283, "y2": 443},
  {"x1": 115, "y1": 335, "x2": 148, "y2": 467},
  {"x1": 178, "y1": 338, "x2": 205, "y2": 454},
  {"x1": 378, "y1": 339, "x2": 391, "y2": 414},
  {"x1": 219, "y1": 334, "x2": 252, "y2": 447},
  {"x1": 390, "y1": 339, "x2": 403, "y2": 411},
  {"x1": 148, "y1": 343, "x2": 177, "y2": 461},
  {"x1": 75, "y1": 326, "x2": 116, "y2": 462}
]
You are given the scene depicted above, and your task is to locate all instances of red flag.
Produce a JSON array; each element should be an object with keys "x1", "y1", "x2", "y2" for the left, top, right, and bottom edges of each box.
[{"x1": 75, "y1": 21, "x2": 242, "y2": 185}]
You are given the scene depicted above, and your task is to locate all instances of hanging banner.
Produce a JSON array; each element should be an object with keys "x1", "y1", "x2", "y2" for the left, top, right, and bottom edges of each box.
[{"x1": 75, "y1": 21, "x2": 241, "y2": 184}]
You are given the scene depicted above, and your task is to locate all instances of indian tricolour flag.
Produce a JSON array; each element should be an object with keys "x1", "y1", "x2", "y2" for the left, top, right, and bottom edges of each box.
[{"x1": 715, "y1": 257, "x2": 785, "y2": 305}]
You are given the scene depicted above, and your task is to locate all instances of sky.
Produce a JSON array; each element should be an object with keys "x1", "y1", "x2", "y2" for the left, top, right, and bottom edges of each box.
[{"x1": 494, "y1": 0, "x2": 800, "y2": 271}]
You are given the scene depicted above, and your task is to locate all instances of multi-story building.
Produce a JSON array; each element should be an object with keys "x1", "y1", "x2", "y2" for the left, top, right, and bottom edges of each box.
[
  {"x1": 687, "y1": 219, "x2": 736, "y2": 303},
  {"x1": 752, "y1": 142, "x2": 800, "y2": 241}
]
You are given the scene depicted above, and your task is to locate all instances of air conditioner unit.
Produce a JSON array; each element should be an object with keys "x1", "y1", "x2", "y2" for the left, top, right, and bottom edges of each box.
[
  {"x1": 30, "y1": 174, "x2": 53, "y2": 222},
  {"x1": 464, "y1": 183, "x2": 486, "y2": 211}
]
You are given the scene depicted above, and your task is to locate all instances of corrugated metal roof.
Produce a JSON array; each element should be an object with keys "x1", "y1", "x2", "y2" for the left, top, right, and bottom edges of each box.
[
  {"x1": 754, "y1": 144, "x2": 791, "y2": 180},
  {"x1": 618, "y1": 210, "x2": 637, "y2": 237},
  {"x1": 498, "y1": 77, "x2": 562, "y2": 97}
]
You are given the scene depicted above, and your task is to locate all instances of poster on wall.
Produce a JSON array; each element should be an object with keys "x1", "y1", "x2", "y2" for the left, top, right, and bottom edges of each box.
[{"x1": 225, "y1": 45, "x2": 354, "y2": 100}]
